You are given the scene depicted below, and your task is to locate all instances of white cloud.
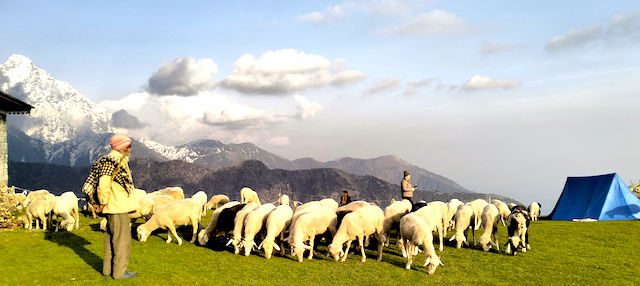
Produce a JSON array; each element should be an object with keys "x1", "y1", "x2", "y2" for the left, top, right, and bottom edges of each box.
[
  {"x1": 267, "y1": 136, "x2": 291, "y2": 146},
  {"x1": 607, "y1": 10, "x2": 640, "y2": 39},
  {"x1": 146, "y1": 57, "x2": 219, "y2": 96},
  {"x1": 294, "y1": 94, "x2": 323, "y2": 119},
  {"x1": 222, "y1": 49, "x2": 366, "y2": 94},
  {"x1": 462, "y1": 75, "x2": 521, "y2": 91},
  {"x1": 545, "y1": 25, "x2": 603, "y2": 52},
  {"x1": 298, "y1": 5, "x2": 345, "y2": 24},
  {"x1": 380, "y1": 10, "x2": 470, "y2": 36},
  {"x1": 366, "y1": 78, "x2": 400, "y2": 94},
  {"x1": 481, "y1": 43, "x2": 515, "y2": 55}
]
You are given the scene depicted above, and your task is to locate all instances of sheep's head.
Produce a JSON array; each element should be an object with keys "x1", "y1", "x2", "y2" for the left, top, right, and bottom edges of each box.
[
  {"x1": 197, "y1": 230, "x2": 208, "y2": 245},
  {"x1": 294, "y1": 242, "x2": 311, "y2": 262},
  {"x1": 479, "y1": 236, "x2": 491, "y2": 252},
  {"x1": 61, "y1": 217, "x2": 76, "y2": 232},
  {"x1": 279, "y1": 194, "x2": 290, "y2": 206},
  {"x1": 455, "y1": 234, "x2": 467, "y2": 249},
  {"x1": 262, "y1": 240, "x2": 281, "y2": 259},
  {"x1": 425, "y1": 255, "x2": 444, "y2": 275},
  {"x1": 137, "y1": 225, "x2": 149, "y2": 242},
  {"x1": 243, "y1": 240, "x2": 256, "y2": 256},
  {"x1": 327, "y1": 243, "x2": 344, "y2": 261}
]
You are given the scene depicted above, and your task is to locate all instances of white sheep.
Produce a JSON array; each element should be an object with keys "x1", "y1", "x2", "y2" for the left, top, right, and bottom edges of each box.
[
  {"x1": 150, "y1": 194, "x2": 176, "y2": 213},
  {"x1": 446, "y1": 199, "x2": 464, "y2": 230},
  {"x1": 328, "y1": 205, "x2": 385, "y2": 262},
  {"x1": 26, "y1": 199, "x2": 49, "y2": 230},
  {"x1": 399, "y1": 212, "x2": 443, "y2": 275},
  {"x1": 449, "y1": 204, "x2": 474, "y2": 249},
  {"x1": 150, "y1": 187, "x2": 185, "y2": 200},
  {"x1": 205, "y1": 194, "x2": 230, "y2": 210},
  {"x1": 52, "y1": 192, "x2": 79, "y2": 232},
  {"x1": 382, "y1": 199, "x2": 412, "y2": 248},
  {"x1": 240, "y1": 187, "x2": 260, "y2": 204},
  {"x1": 336, "y1": 200, "x2": 371, "y2": 213},
  {"x1": 287, "y1": 205, "x2": 338, "y2": 262},
  {"x1": 491, "y1": 199, "x2": 511, "y2": 226},
  {"x1": 277, "y1": 193, "x2": 290, "y2": 206},
  {"x1": 11, "y1": 193, "x2": 27, "y2": 209},
  {"x1": 260, "y1": 202, "x2": 293, "y2": 259},
  {"x1": 411, "y1": 205, "x2": 446, "y2": 253},
  {"x1": 198, "y1": 201, "x2": 241, "y2": 245},
  {"x1": 467, "y1": 199, "x2": 489, "y2": 232},
  {"x1": 528, "y1": 202, "x2": 541, "y2": 221},
  {"x1": 137, "y1": 199, "x2": 202, "y2": 245},
  {"x1": 130, "y1": 189, "x2": 155, "y2": 220},
  {"x1": 23, "y1": 189, "x2": 51, "y2": 207},
  {"x1": 230, "y1": 202, "x2": 261, "y2": 254},
  {"x1": 190, "y1": 191, "x2": 208, "y2": 215},
  {"x1": 242, "y1": 203, "x2": 277, "y2": 256},
  {"x1": 479, "y1": 204, "x2": 500, "y2": 252},
  {"x1": 426, "y1": 201, "x2": 449, "y2": 239}
]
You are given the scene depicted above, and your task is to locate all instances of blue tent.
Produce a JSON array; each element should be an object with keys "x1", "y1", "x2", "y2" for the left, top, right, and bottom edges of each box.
[{"x1": 549, "y1": 173, "x2": 640, "y2": 220}]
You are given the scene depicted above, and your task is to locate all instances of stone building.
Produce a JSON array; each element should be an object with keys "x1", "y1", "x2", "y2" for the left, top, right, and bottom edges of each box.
[{"x1": 0, "y1": 90, "x2": 33, "y2": 188}]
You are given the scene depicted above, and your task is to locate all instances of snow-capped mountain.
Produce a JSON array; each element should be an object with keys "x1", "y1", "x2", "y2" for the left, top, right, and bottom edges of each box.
[{"x1": 0, "y1": 54, "x2": 111, "y2": 144}]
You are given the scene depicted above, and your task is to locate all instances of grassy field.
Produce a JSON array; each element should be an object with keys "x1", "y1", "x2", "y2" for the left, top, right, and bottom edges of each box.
[{"x1": 1, "y1": 213, "x2": 639, "y2": 285}]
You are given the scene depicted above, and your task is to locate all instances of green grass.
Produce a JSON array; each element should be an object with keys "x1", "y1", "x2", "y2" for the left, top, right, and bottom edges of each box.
[{"x1": 1, "y1": 214, "x2": 639, "y2": 285}]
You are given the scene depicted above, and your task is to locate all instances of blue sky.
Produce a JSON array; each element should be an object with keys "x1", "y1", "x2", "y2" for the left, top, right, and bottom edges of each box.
[{"x1": 2, "y1": 1, "x2": 640, "y2": 212}]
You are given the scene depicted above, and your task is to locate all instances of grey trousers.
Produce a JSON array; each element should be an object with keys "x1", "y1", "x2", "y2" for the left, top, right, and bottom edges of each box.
[{"x1": 103, "y1": 213, "x2": 132, "y2": 279}]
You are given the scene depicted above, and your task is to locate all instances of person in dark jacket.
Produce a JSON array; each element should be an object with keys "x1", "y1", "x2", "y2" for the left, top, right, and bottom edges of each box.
[{"x1": 340, "y1": 190, "x2": 352, "y2": 206}]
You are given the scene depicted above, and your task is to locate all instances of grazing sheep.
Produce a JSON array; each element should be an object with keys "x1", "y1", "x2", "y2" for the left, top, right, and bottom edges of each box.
[
  {"x1": 150, "y1": 187, "x2": 185, "y2": 201},
  {"x1": 137, "y1": 199, "x2": 202, "y2": 245},
  {"x1": 412, "y1": 205, "x2": 446, "y2": 252},
  {"x1": 52, "y1": 192, "x2": 79, "y2": 232},
  {"x1": 328, "y1": 205, "x2": 385, "y2": 262},
  {"x1": 240, "y1": 187, "x2": 260, "y2": 204},
  {"x1": 150, "y1": 194, "x2": 176, "y2": 212},
  {"x1": 23, "y1": 189, "x2": 51, "y2": 207},
  {"x1": 382, "y1": 199, "x2": 412, "y2": 248},
  {"x1": 336, "y1": 201, "x2": 370, "y2": 214},
  {"x1": 197, "y1": 201, "x2": 242, "y2": 245},
  {"x1": 449, "y1": 204, "x2": 474, "y2": 249},
  {"x1": 510, "y1": 206, "x2": 532, "y2": 250},
  {"x1": 505, "y1": 212, "x2": 528, "y2": 255},
  {"x1": 287, "y1": 205, "x2": 338, "y2": 262},
  {"x1": 491, "y1": 199, "x2": 511, "y2": 226},
  {"x1": 399, "y1": 212, "x2": 443, "y2": 275},
  {"x1": 467, "y1": 199, "x2": 489, "y2": 232},
  {"x1": 446, "y1": 199, "x2": 464, "y2": 231},
  {"x1": 260, "y1": 202, "x2": 294, "y2": 259},
  {"x1": 528, "y1": 202, "x2": 541, "y2": 221},
  {"x1": 189, "y1": 191, "x2": 208, "y2": 215},
  {"x1": 427, "y1": 200, "x2": 449, "y2": 236},
  {"x1": 11, "y1": 193, "x2": 27, "y2": 209},
  {"x1": 479, "y1": 204, "x2": 500, "y2": 252},
  {"x1": 242, "y1": 203, "x2": 277, "y2": 256},
  {"x1": 230, "y1": 202, "x2": 261, "y2": 254},
  {"x1": 129, "y1": 189, "x2": 154, "y2": 220},
  {"x1": 26, "y1": 199, "x2": 49, "y2": 230},
  {"x1": 205, "y1": 195, "x2": 230, "y2": 210}
]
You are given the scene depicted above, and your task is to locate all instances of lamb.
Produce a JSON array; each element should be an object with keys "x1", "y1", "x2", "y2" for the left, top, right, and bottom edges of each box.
[
  {"x1": 25, "y1": 199, "x2": 49, "y2": 230},
  {"x1": 23, "y1": 189, "x2": 51, "y2": 207},
  {"x1": 412, "y1": 204, "x2": 446, "y2": 252},
  {"x1": 399, "y1": 212, "x2": 443, "y2": 275},
  {"x1": 382, "y1": 199, "x2": 412, "y2": 247},
  {"x1": 478, "y1": 204, "x2": 500, "y2": 252},
  {"x1": 205, "y1": 194, "x2": 230, "y2": 210},
  {"x1": 137, "y1": 199, "x2": 202, "y2": 245},
  {"x1": 52, "y1": 192, "x2": 79, "y2": 232},
  {"x1": 491, "y1": 199, "x2": 511, "y2": 226},
  {"x1": 328, "y1": 205, "x2": 385, "y2": 262},
  {"x1": 150, "y1": 187, "x2": 185, "y2": 200},
  {"x1": 229, "y1": 202, "x2": 261, "y2": 254},
  {"x1": 260, "y1": 201, "x2": 293, "y2": 259},
  {"x1": 287, "y1": 205, "x2": 337, "y2": 262},
  {"x1": 505, "y1": 212, "x2": 528, "y2": 255},
  {"x1": 242, "y1": 203, "x2": 277, "y2": 256},
  {"x1": 528, "y1": 202, "x2": 541, "y2": 221},
  {"x1": 240, "y1": 187, "x2": 260, "y2": 204},
  {"x1": 449, "y1": 204, "x2": 474, "y2": 249},
  {"x1": 189, "y1": 191, "x2": 208, "y2": 215},
  {"x1": 446, "y1": 199, "x2": 464, "y2": 231},
  {"x1": 197, "y1": 201, "x2": 242, "y2": 245},
  {"x1": 467, "y1": 199, "x2": 489, "y2": 232}
]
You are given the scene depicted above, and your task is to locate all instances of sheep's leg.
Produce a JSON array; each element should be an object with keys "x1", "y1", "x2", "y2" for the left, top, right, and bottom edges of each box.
[
  {"x1": 358, "y1": 236, "x2": 366, "y2": 262},
  {"x1": 190, "y1": 216, "x2": 199, "y2": 243},
  {"x1": 35, "y1": 217, "x2": 39, "y2": 230},
  {"x1": 307, "y1": 236, "x2": 315, "y2": 260},
  {"x1": 405, "y1": 241, "x2": 413, "y2": 270},
  {"x1": 341, "y1": 240, "x2": 352, "y2": 262},
  {"x1": 399, "y1": 238, "x2": 407, "y2": 257},
  {"x1": 279, "y1": 232, "x2": 286, "y2": 256},
  {"x1": 438, "y1": 227, "x2": 444, "y2": 252},
  {"x1": 26, "y1": 213, "x2": 32, "y2": 230},
  {"x1": 41, "y1": 215, "x2": 47, "y2": 231},
  {"x1": 376, "y1": 232, "x2": 384, "y2": 261},
  {"x1": 74, "y1": 206, "x2": 80, "y2": 229}
]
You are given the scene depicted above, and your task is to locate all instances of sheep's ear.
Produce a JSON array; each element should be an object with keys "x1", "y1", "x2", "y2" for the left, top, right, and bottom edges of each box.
[
  {"x1": 257, "y1": 242, "x2": 263, "y2": 249},
  {"x1": 274, "y1": 244, "x2": 281, "y2": 251},
  {"x1": 302, "y1": 244, "x2": 312, "y2": 250},
  {"x1": 226, "y1": 239, "x2": 233, "y2": 246},
  {"x1": 449, "y1": 235, "x2": 456, "y2": 241}
]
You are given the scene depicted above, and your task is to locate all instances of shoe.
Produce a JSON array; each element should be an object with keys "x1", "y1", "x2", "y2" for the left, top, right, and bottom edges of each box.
[{"x1": 114, "y1": 271, "x2": 138, "y2": 279}]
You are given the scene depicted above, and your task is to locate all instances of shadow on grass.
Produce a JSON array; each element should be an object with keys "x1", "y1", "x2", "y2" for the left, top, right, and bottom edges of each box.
[{"x1": 44, "y1": 231, "x2": 102, "y2": 274}]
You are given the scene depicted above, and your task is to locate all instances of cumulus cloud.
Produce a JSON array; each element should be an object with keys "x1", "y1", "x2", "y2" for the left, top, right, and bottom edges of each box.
[
  {"x1": 111, "y1": 109, "x2": 146, "y2": 129},
  {"x1": 366, "y1": 78, "x2": 400, "y2": 94},
  {"x1": 481, "y1": 43, "x2": 515, "y2": 55},
  {"x1": 380, "y1": 10, "x2": 470, "y2": 36},
  {"x1": 462, "y1": 75, "x2": 521, "y2": 91},
  {"x1": 146, "y1": 57, "x2": 219, "y2": 96},
  {"x1": 267, "y1": 136, "x2": 291, "y2": 146},
  {"x1": 545, "y1": 25, "x2": 603, "y2": 52},
  {"x1": 222, "y1": 49, "x2": 366, "y2": 95},
  {"x1": 202, "y1": 104, "x2": 288, "y2": 130},
  {"x1": 298, "y1": 5, "x2": 345, "y2": 24},
  {"x1": 294, "y1": 94, "x2": 323, "y2": 119}
]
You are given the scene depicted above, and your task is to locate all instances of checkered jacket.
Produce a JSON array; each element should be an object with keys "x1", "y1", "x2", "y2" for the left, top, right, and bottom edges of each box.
[{"x1": 82, "y1": 154, "x2": 134, "y2": 204}]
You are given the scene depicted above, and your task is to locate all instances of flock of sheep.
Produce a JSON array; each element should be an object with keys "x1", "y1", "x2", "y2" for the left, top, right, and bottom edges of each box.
[{"x1": 11, "y1": 186, "x2": 543, "y2": 275}]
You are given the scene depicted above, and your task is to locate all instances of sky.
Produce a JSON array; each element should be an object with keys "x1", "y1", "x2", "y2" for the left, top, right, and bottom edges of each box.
[{"x1": 2, "y1": 1, "x2": 640, "y2": 213}]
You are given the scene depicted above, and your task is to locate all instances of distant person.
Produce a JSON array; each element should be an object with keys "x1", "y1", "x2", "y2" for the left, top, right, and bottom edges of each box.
[
  {"x1": 340, "y1": 190, "x2": 352, "y2": 206},
  {"x1": 401, "y1": 170, "x2": 416, "y2": 205},
  {"x1": 83, "y1": 133, "x2": 139, "y2": 279}
]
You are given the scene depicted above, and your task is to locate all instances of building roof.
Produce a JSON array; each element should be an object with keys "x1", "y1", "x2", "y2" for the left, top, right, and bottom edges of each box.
[{"x1": 0, "y1": 90, "x2": 33, "y2": 114}]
